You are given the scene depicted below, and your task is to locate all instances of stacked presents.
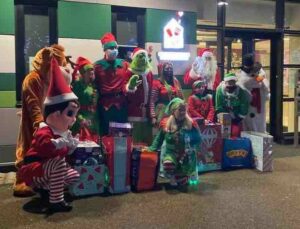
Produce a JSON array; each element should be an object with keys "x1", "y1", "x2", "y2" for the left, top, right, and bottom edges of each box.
[{"x1": 68, "y1": 122, "x2": 160, "y2": 197}]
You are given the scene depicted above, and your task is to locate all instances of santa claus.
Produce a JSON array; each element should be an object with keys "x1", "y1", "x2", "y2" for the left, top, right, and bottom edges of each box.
[
  {"x1": 184, "y1": 48, "x2": 221, "y2": 92},
  {"x1": 237, "y1": 54, "x2": 270, "y2": 133}
]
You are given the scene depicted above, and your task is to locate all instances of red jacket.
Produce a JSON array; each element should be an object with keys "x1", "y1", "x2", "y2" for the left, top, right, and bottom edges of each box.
[
  {"x1": 94, "y1": 59, "x2": 131, "y2": 110},
  {"x1": 127, "y1": 70, "x2": 153, "y2": 121},
  {"x1": 19, "y1": 123, "x2": 70, "y2": 186},
  {"x1": 188, "y1": 94, "x2": 215, "y2": 122}
]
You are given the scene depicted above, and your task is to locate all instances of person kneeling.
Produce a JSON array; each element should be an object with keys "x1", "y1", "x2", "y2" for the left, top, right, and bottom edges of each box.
[
  {"x1": 148, "y1": 98, "x2": 201, "y2": 187},
  {"x1": 19, "y1": 58, "x2": 80, "y2": 213}
]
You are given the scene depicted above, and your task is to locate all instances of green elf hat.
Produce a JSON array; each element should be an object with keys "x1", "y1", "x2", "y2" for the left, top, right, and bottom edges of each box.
[
  {"x1": 100, "y1": 33, "x2": 118, "y2": 50},
  {"x1": 165, "y1": 97, "x2": 185, "y2": 115},
  {"x1": 224, "y1": 72, "x2": 237, "y2": 82}
]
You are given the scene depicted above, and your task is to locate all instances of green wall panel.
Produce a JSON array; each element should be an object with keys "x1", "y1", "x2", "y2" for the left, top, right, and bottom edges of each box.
[
  {"x1": 0, "y1": 91, "x2": 16, "y2": 108},
  {"x1": 0, "y1": 73, "x2": 15, "y2": 91},
  {"x1": 0, "y1": 0, "x2": 15, "y2": 35},
  {"x1": 145, "y1": 9, "x2": 196, "y2": 44},
  {"x1": 58, "y1": 1, "x2": 111, "y2": 39}
]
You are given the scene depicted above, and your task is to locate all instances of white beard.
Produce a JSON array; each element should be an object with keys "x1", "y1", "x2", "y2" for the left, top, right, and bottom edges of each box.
[{"x1": 197, "y1": 59, "x2": 217, "y2": 89}]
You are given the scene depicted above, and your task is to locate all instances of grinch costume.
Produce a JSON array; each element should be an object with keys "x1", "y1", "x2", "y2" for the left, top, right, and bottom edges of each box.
[
  {"x1": 127, "y1": 47, "x2": 153, "y2": 144},
  {"x1": 150, "y1": 62, "x2": 184, "y2": 125},
  {"x1": 237, "y1": 60, "x2": 270, "y2": 133},
  {"x1": 94, "y1": 33, "x2": 138, "y2": 135},
  {"x1": 14, "y1": 44, "x2": 67, "y2": 197},
  {"x1": 71, "y1": 57, "x2": 100, "y2": 142},
  {"x1": 215, "y1": 73, "x2": 249, "y2": 137},
  {"x1": 149, "y1": 98, "x2": 200, "y2": 186}
]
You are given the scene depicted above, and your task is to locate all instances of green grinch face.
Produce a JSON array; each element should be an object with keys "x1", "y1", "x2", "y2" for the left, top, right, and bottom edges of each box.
[{"x1": 130, "y1": 52, "x2": 151, "y2": 75}]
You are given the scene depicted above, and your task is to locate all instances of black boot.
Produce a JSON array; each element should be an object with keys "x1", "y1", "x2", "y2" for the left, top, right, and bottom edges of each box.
[
  {"x1": 48, "y1": 201, "x2": 73, "y2": 213},
  {"x1": 33, "y1": 188, "x2": 49, "y2": 203}
]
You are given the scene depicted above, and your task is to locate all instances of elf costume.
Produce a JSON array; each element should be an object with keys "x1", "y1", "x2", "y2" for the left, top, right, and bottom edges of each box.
[
  {"x1": 19, "y1": 58, "x2": 80, "y2": 213},
  {"x1": 237, "y1": 57, "x2": 270, "y2": 133},
  {"x1": 150, "y1": 62, "x2": 184, "y2": 125},
  {"x1": 149, "y1": 98, "x2": 200, "y2": 186},
  {"x1": 94, "y1": 33, "x2": 138, "y2": 135},
  {"x1": 215, "y1": 73, "x2": 249, "y2": 137},
  {"x1": 188, "y1": 80, "x2": 215, "y2": 122},
  {"x1": 127, "y1": 47, "x2": 153, "y2": 144},
  {"x1": 71, "y1": 57, "x2": 100, "y2": 142},
  {"x1": 14, "y1": 44, "x2": 67, "y2": 197}
]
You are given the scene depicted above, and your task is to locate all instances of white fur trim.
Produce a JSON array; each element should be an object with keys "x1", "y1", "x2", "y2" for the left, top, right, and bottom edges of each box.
[
  {"x1": 238, "y1": 114, "x2": 246, "y2": 119},
  {"x1": 125, "y1": 83, "x2": 137, "y2": 93},
  {"x1": 201, "y1": 51, "x2": 213, "y2": 58},
  {"x1": 131, "y1": 50, "x2": 147, "y2": 59},
  {"x1": 44, "y1": 92, "x2": 78, "y2": 105}
]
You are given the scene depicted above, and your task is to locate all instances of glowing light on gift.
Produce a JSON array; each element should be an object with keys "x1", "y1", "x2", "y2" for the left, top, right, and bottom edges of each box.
[
  {"x1": 157, "y1": 51, "x2": 190, "y2": 61},
  {"x1": 163, "y1": 18, "x2": 184, "y2": 49}
]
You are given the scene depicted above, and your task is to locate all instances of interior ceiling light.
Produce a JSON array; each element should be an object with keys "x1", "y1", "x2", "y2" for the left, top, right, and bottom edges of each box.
[{"x1": 218, "y1": 1, "x2": 228, "y2": 6}]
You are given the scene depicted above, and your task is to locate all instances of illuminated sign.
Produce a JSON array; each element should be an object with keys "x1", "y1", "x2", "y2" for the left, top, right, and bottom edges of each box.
[
  {"x1": 157, "y1": 51, "x2": 190, "y2": 61},
  {"x1": 163, "y1": 18, "x2": 184, "y2": 49}
]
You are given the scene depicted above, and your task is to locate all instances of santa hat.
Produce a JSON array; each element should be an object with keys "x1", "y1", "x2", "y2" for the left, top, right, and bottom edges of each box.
[
  {"x1": 44, "y1": 58, "x2": 78, "y2": 106},
  {"x1": 100, "y1": 33, "x2": 118, "y2": 50},
  {"x1": 72, "y1": 56, "x2": 93, "y2": 80},
  {"x1": 224, "y1": 72, "x2": 237, "y2": 82},
  {"x1": 131, "y1": 47, "x2": 147, "y2": 59},
  {"x1": 197, "y1": 48, "x2": 213, "y2": 58}
]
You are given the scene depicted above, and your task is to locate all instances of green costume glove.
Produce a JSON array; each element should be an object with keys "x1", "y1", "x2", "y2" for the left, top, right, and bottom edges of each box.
[{"x1": 128, "y1": 74, "x2": 140, "y2": 90}]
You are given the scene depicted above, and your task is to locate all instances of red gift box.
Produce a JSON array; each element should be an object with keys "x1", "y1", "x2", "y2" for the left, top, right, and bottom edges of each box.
[
  {"x1": 102, "y1": 136, "x2": 132, "y2": 193},
  {"x1": 198, "y1": 123, "x2": 223, "y2": 172}
]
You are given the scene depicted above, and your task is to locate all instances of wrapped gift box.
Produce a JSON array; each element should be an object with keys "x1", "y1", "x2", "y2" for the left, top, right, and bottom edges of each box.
[
  {"x1": 70, "y1": 141, "x2": 102, "y2": 166},
  {"x1": 131, "y1": 148, "x2": 160, "y2": 192},
  {"x1": 241, "y1": 131, "x2": 273, "y2": 172},
  {"x1": 102, "y1": 136, "x2": 132, "y2": 194},
  {"x1": 109, "y1": 122, "x2": 133, "y2": 137},
  {"x1": 198, "y1": 123, "x2": 223, "y2": 172},
  {"x1": 217, "y1": 113, "x2": 231, "y2": 139},
  {"x1": 69, "y1": 158, "x2": 109, "y2": 196}
]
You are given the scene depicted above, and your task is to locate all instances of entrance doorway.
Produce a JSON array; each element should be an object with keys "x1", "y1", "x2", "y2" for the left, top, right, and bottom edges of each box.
[{"x1": 224, "y1": 29, "x2": 282, "y2": 139}]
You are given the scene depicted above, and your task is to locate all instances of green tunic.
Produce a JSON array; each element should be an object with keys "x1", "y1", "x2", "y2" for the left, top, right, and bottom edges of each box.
[
  {"x1": 149, "y1": 120, "x2": 200, "y2": 176},
  {"x1": 215, "y1": 82, "x2": 249, "y2": 119},
  {"x1": 71, "y1": 78, "x2": 100, "y2": 137}
]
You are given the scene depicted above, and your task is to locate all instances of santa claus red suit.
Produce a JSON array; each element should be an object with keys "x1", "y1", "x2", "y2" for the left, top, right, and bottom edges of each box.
[{"x1": 184, "y1": 48, "x2": 221, "y2": 92}]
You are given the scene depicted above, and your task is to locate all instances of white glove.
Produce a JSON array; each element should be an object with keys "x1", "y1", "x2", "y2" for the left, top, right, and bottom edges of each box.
[{"x1": 51, "y1": 137, "x2": 69, "y2": 150}]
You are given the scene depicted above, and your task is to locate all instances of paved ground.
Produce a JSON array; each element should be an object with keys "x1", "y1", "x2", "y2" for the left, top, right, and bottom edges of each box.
[{"x1": 0, "y1": 144, "x2": 300, "y2": 229}]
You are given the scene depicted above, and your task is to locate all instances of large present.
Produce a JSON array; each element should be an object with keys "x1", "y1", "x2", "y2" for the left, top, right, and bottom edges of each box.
[
  {"x1": 198, "y1": 123, "x2": 223, "y2": 172},
  {"x1": 69, "y1": 158, "x2": 109, "y2": 196},
  {"x1": 69, "y1": 141, "x2": 102, "y2": 166},
  {"x1": 109, "y1": 122, "x2": 133, "y2": 137},
  {"x1": 131, "y1": 148, "x2": 160, "y2": 192},
  {"x1": 217, "y1": 113, "x2": 231, "y2": 139},
  {"x1": 222, "y1": 137, "x2": 253, "y2": 170},
  {"x1": 102, "y1": 136, "x2": 132, "y2": 194},
  {"x1": 241, "y1": 131, "x2": 273, "y2": 172}
]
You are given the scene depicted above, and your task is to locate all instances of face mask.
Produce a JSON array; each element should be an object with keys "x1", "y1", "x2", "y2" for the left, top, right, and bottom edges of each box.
[
  {"x1": 226, "y1": 86, "x2": 237, "y2": 93},
  {"x1": 106, "y1": 49, "x2": 118, "y2": 60}
]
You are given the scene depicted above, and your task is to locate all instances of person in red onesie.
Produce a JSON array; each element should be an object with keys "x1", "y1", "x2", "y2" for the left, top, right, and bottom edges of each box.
[
  {"x1": 19, "y1": 58, "x2": 80, "y2": 213},
  {"x1": 187, "y1": 79, "x2": 215, "y2": 123},
  {"x1": 94, "y1": 33, "x2": 139, "y2": 135}
]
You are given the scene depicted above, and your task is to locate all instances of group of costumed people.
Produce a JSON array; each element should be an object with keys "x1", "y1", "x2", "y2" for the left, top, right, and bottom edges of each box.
[{"x1": 13, "y1": 31, "x2": 270, "y2": 212}]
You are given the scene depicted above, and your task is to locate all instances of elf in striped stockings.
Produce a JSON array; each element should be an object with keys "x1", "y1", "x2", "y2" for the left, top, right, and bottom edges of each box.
[{"x1": 19, "y1": 58, "x2": 80, "y2": 213}]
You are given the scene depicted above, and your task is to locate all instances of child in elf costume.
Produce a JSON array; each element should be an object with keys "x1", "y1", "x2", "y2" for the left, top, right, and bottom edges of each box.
[
  {"x1": 19, "y1": 58, "x2": 80, "y2": 213},
  {"x1": 127, "y1": 47, "x2": 153, "y2": 144},
  {"x1": 187, "y1": 79, "x2": 215, "y2": 123},
  {"x1": 149, "y1": 62, "x2": 184, "y2": 126},
  {"x1": 94, "y1": 32, "x2": 140, "y2": 135},
  {"x1": 148, "y1": 98, "x2": 200, "y2": 186},
  {"x1": 215, "y1": 73, "x2": 249, "y2": 137},
  {"x1": 14, "y1": 44, "x2": 68, "y2": 197},
  {"x1": 71, "y1": 57, "x2": 100, "y2": 142}
]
